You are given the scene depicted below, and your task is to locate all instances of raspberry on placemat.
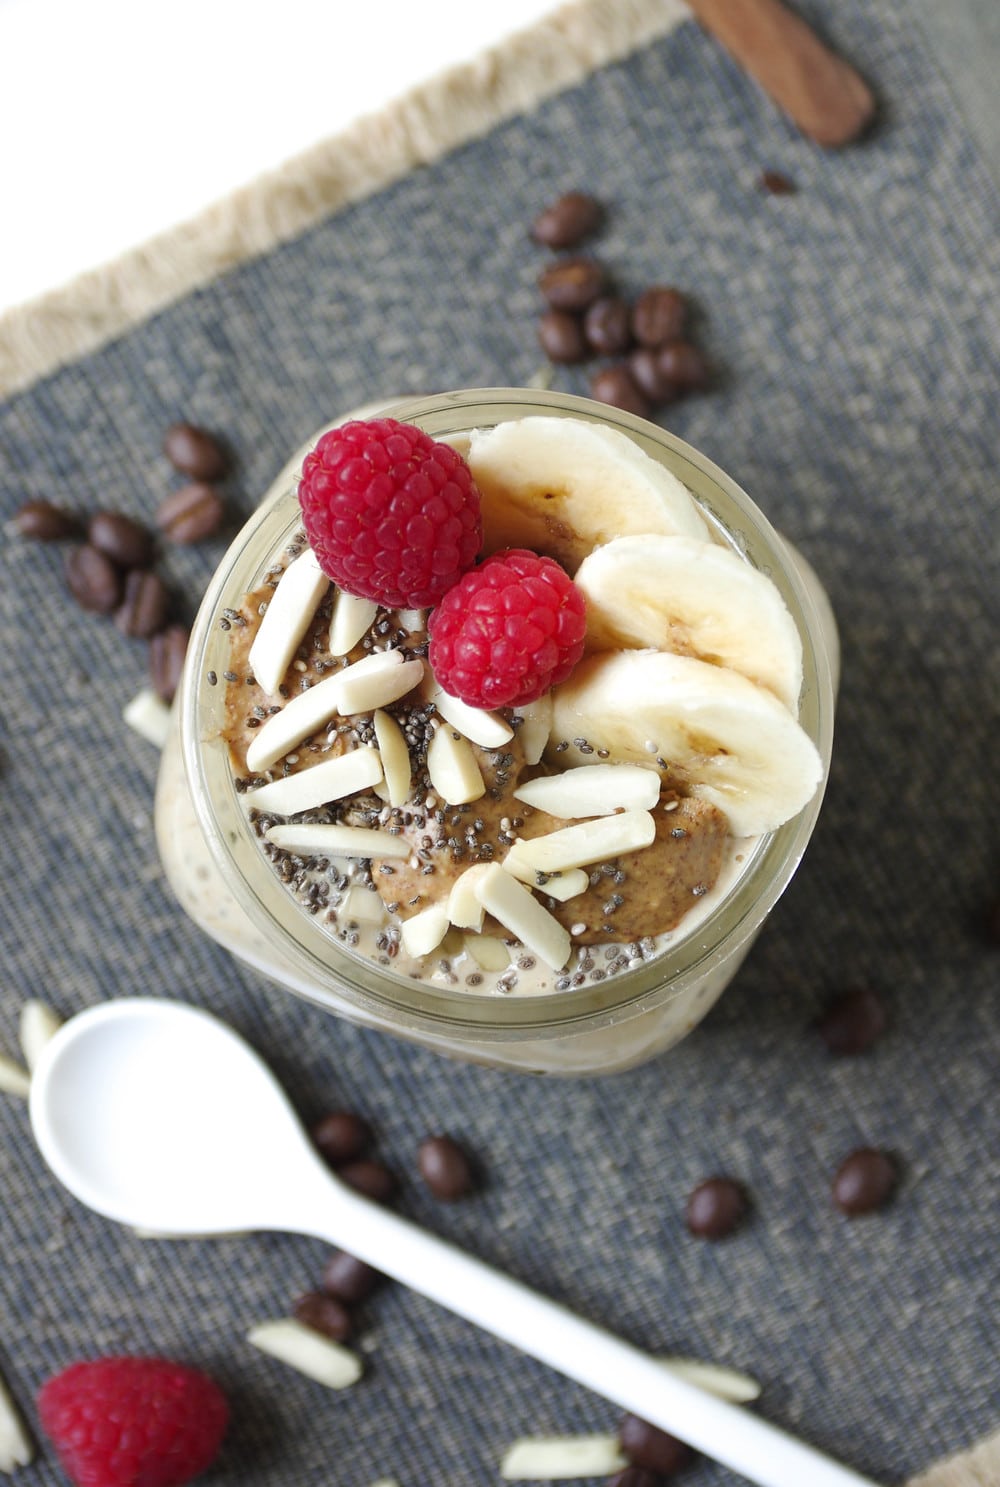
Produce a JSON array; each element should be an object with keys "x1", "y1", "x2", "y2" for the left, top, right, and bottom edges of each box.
[
  {"x1": 38, "y1": 1356, "x2": 228, "y2": 1487},
  {"x1": 297, "y1": 418, "x2": 482, "y2": 608},
  {"x1": 428, "y1": 547, "x2": 587, "y2": 709}
]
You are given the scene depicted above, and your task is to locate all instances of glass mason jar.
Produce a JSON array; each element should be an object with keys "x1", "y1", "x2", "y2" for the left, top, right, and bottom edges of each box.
[{"x1": 156, "y1": 388, "x2": 838, "y2": 1076}]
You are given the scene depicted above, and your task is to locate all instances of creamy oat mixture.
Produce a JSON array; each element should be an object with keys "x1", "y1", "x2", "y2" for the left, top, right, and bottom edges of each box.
[
  {"x1": 212, "y1": 415, "x2": 819, "y2": 997},
  {"x1": 216, "y1": 542, "x2": 752, "y2": 998}
]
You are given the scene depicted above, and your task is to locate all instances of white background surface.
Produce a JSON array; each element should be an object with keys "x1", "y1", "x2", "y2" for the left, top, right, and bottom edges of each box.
[
  {"x1": 0, "y1": 0, "x2": 561, "y2": 315},
  {"x1": 2, "y1": 0, "x2": 994, "y2": 320}
]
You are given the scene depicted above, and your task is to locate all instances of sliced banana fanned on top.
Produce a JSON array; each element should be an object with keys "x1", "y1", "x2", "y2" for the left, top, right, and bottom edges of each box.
[
  {"x1": 467, "y1": 416, "x2": 708, "y2": 573},
  {"x1": 575, "y1": 534, "x2": 804, "y2": 712},
  {"x1": 551, "y1": 651, "x2": 823, "y2": 839}
]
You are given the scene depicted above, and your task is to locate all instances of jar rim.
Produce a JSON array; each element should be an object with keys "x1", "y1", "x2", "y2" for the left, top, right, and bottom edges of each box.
[{"x1": 180, "y1": 388, "x2": 835, "y2": 1043}]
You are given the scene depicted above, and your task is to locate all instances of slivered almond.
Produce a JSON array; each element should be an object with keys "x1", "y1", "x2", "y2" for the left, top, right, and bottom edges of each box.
[
  {"x1": 265, "y1": 823, "x2": 410, "y2": 859},
  {"x1": 248, "y1": 652, "x2": 412, "y2": 772},
  {"x1": 18, "y1": 1000, "x2": 62, "y2": 1072},
  {"x1": 473, "y1": 865, "x2": 571, "y2": 970},
  {"x1": 447, "y1": 864, "x2": 492, "y2": 931},
  {"x1": 426, "y1": 726, "x2": 485, "y2": 805},
  {"x1": 329, "y1": 589, "x2": 378, "y2": 656},
  {"x1": 400, "y1": 903, "x2": 450, "y2": 957},
  {"x1": 247, "y1": 747, "x2": 383, "y2": 815},
  {"x1": 439, "y1": 926, "x2": 466, "y2": 959},
  {"x1": 463, "y1": 933, "x2": 511, "y2": 972},
  {"x1": 0, "y1": 1052, "x2": 31, "y2": 1100},
  {"x1": 499, "y1": 1434, "x2": 625, "y2": 1480},
  {"x1": 340, "y1": 885, "x2": 387, "y2": 925},
  {"x1": 505, "y1": 810, "x2": 655, "y2": 874},
  {"x1": 0, "y1": 1365, "x2": 34, "y2": 1470},
  {"x1": 423, "y1": 678, "x2": 513, "y2": 748},
  {"x1": 248, "y1": 549, "x2": 330, "y2": 695},
  {"x1": 502, "y1": 861, "x2": 589, "y2": 902},
  {"x1": 338, "y1": 655, "x2": 423, "y2": 716},
  {"x1": 395, "y1": 608, "x2": 427, "y2": 633},
  {"x1": 659, "y1": 1356, "x2": 761, "y2": 1403},
  {"x1": 246, "y1": 1319, "x2": 362, "y2": 1389},
  {"x1": 512, "y1": 694, "x2": 552, "y2": 765},
  {"x1": 372, "y1": 709, "x2": 412, "y2": 806},
  {"x1": 513, "y1": 763, "x2": 660, "y2": 817},
  {"x1": 246, "y1": 671, "x2": 347, "y2": 773},
  {"x1": 123, "y1": 687, "x2": 172, "y2": 748}
]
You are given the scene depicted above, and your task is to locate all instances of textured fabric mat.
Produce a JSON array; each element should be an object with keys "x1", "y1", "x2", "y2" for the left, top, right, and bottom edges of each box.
[{"x1": 2, "y1": 2, "x2": 999, "y2": 1483}]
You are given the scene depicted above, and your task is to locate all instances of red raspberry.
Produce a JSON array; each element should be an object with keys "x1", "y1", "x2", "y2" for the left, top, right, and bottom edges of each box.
[
  {"x1": 297, "y1": 418, "x2": 482, "y2": 608},
  {"x1": 38, "y1": 1357, "x2": 228, "y2": 1487},
  {"x1": 428, "y1": 548, "x2": 586, "y2": 709}
]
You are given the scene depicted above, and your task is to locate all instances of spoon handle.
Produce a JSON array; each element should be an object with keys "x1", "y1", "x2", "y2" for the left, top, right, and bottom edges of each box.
[
  {"x1": 292, "y1": 1186, "x2": 879, "y2": 1487},
  {"x1": 685, "y1": 0, "x2": 876, "y2": 147}
]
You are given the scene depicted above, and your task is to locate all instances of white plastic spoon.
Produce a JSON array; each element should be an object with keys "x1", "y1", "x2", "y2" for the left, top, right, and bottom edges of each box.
[{"x1": 29, "y1": 999, "x2": 880, "y2": 1487}]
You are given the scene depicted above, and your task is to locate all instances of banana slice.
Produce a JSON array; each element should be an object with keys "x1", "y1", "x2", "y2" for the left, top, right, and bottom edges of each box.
[
  {"x1": 467, "y1": 416, "x2": 708, "y2": 572},
  {"x1": 575, "y1": 534, "x2": 803, "y2": 711},
  {"x1": 550, "y1": 651, "x2": 823, "y2": 838}
]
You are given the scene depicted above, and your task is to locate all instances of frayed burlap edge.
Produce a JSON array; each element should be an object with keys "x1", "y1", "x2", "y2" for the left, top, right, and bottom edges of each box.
[
  {"x1": 908, "y1": 1430, "x2": 1000, "y2": 1486},
  {"x1": 0, "y1": 0, "x2": 687, "y2": 400}
]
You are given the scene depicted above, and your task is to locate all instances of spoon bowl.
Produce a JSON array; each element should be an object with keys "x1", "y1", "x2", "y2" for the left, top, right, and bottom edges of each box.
[
  {"x1": 30, "y1": 998, "x2": 880, "y2": 1487},
  {"x1": 30, "y1": 998, "x2": 333, "y2": 1236}
]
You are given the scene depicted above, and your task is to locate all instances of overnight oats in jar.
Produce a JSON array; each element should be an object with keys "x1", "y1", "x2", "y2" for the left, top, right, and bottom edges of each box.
[{"x1": 155, "y1": 388, "x2": 837, "y2": 1075}]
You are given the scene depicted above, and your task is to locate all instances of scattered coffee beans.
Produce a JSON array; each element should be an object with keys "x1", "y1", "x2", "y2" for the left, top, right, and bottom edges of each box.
[
  {"x1": 66, "y1": 545, "x2": 123, "y2": 614},
  {"x1": 816, "y1": 988, "x2": 887, "y2": 1055},
  {"x1": 583, "y1": 296, "x2": 633, "y2": 357},
  {"x1": 88, "y1": 511, "x2": 154, "y2": 570},
  {"x1": 538, "y1": 310, "x2": 589, "y2": 365},
  {"x1": 588, "y1": 366, "x2": 650, "y2": 419},
  {"x1": 654, "y1": 341, "x2": 711, "y2": 393},
  {"x1": 631, "y1": 285, "x2": 686, "y2": 348},
  {"x1": 163, "y1": 421, "x2": 228, "y2": 481},
  {"x1": 831, "y1": 1148, "x2": 896, "y2": 1216},
  {"x1": 11, "y1": 499, "x2": 79, "y2": 540},
  {"x1": 417, "y1": 1135, "x2": 475, "y2": 1201},
  {"x1": 13, "y1": 421, "x2": 233, "y2": 715},
  {"x1": 531, "y1": 191, "x2": 603, "y2": 249},
  {"x1": 539, "y1": 258, "x2": 607, "y2": 313},
  {"x1": 608, "y1": 1469, "x2": 661, "y2": 1487},
  {"x1": 338, "y1": 1158, "x2": 398, "y2": 1204},
  {"x1": 292, "y1": 1290, "x2": 353, "y2": 1343},
  {"x1": 311, "y1": 1109, "x2": 373, "y2": 1168},
  {"x1": 149, "y1": 623, "x2": 189, "y2": 703},
  {"x1": 322, "y1": 1250, "x2": 383, "y2": 1304},
  {"x1": 628, "y1": 347, "x2": 679, "y2": 404},
  {"x1": 115, "y1": 569, "x2": 171, "y2": 640},
  {"x1": 685, "y1": 1176, "x2": 748, "y2": 1239},
  {"x1": 759, "y1": 169, "x2": 797, "y2": 195},
  {"x1": 156, "y1": 482, "x2": 225, "y2": 544},
  {"x1": 530, "y1": 195, "x2": 715, "y2": 412},
  {"x1": 619, "y1": 1414, "x2": 695, "y2": 1476}
]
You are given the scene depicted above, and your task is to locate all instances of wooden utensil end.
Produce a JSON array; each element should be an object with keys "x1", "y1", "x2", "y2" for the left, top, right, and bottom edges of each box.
[{"x1": 686, "y1": 0, "x2": 877, "y2": 148}]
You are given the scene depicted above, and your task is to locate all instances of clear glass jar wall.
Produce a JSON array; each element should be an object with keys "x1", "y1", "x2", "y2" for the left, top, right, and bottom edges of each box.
[{"x1": 156, "y1": 389, "x2": 838, "y2": 1075}]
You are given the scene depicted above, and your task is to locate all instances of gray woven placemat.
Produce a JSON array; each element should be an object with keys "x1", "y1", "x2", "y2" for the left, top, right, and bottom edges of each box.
[{"x1": 2, "y1": 2, "x2": 999, "y2": 1483}]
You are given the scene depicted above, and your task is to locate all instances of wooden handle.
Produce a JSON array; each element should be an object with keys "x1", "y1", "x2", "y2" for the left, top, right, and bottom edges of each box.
[{"x1": 685, "y1": 0, "x2": 876, "y2": 147}]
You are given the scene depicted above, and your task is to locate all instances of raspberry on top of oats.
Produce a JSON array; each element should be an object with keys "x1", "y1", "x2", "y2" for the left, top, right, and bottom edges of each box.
[
  {"x1": 297, "y1": 418, "x2": 482, "y2": 609},
  {"x1": 427, "y1": 548, "x2": 587, "y2": 709}
]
